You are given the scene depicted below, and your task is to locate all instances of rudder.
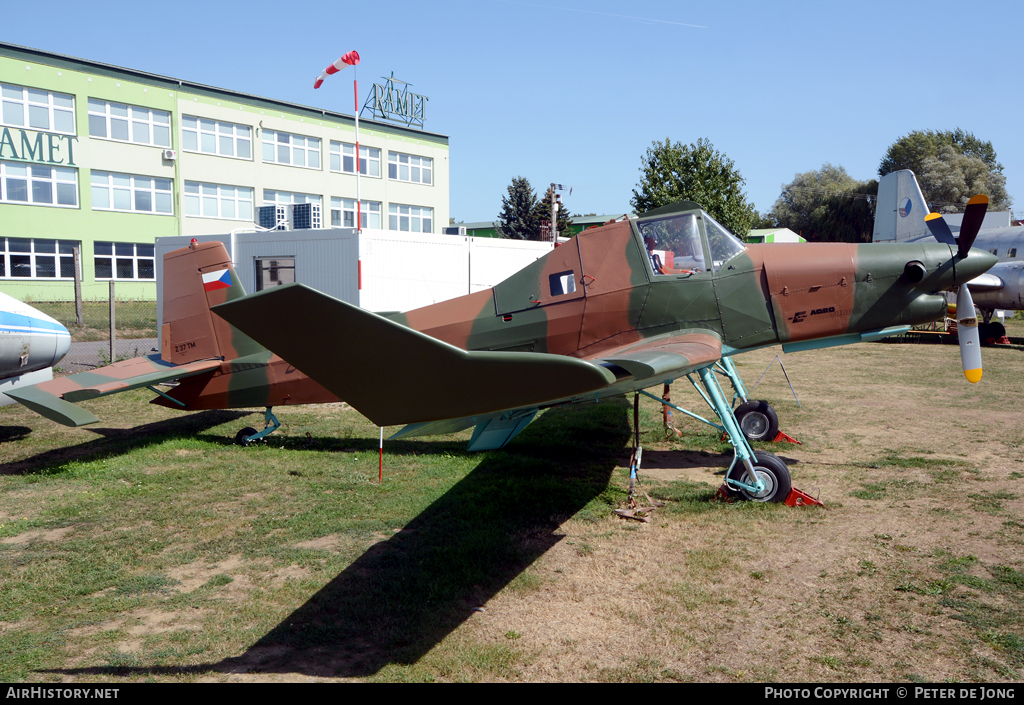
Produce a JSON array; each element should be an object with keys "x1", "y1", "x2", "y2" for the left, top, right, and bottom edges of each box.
[
  {"x1": 160, "y1": 241, "x2": 264, "y2": 364},
  {"x1": 873, "y1": 170, "x2": 930, "y2": 243}
]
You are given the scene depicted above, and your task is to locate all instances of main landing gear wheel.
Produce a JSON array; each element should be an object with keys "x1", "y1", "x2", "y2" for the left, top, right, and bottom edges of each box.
[
  {"x1": 235, "y1": 427, "x2": 258, "y2": 446},
  {"x1": 726, "y1": 450, "x2": 792, "y2": 503},
  {"x1": 734, "y1": 400, "x2": 779, "y2": 442}
]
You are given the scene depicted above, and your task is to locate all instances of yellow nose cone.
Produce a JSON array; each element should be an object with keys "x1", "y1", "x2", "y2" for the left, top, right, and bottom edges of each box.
[{"x1": 964, "y1": 368, "x2": 982, "y2": 384}]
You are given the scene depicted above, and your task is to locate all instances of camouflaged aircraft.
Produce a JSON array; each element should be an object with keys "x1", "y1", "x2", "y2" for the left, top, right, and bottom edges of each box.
[
  {"x1": 209, "y1": 200, "x2": 998, "y2": 503},
  {"x1": 7, "y1": 240, "x2": 340, "y2": 444}
]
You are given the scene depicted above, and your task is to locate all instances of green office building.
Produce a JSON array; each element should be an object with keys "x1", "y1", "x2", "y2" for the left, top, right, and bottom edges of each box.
[{"x1": 0, "y1": 42, "x2": 449, "y2": 302}]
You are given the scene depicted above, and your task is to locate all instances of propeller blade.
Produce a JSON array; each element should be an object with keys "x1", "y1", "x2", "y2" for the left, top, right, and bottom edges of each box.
[
  {"x1": 956, "y1": 285, "x2": 982, "y2": 383},
  {"x1": 957, "y1": 194, "x2": 989, "y2": 258},
  {"x1": 925, "y1": 213, "x2": 957, "y2": 246}
]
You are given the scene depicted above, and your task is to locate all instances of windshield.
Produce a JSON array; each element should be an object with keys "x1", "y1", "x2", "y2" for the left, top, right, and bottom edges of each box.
[
  {"x1": 702, "y1": 212, "x2": 746, "y2": 272},
  {"x1": 637, "y1": 213, "x2": 706, "y2": 276}
]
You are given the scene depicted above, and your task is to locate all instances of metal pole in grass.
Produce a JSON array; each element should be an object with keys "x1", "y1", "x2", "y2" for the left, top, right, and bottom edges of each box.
[
  {"x1": 379, "y1": 426, "x2": 383, "y2": 484},
  {"x1": 109, "y1": 280, "x2": 115, "y2": 364}
]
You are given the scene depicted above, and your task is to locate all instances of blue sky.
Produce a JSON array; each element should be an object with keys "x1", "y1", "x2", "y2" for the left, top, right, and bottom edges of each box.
[{"x1": 4, "y1": 0, "x2": 1022, "y2": 223}]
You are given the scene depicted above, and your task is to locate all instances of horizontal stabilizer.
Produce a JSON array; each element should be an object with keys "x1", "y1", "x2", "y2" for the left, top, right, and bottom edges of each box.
[
  {"x1": 59, "y1": 356, "x2": 221, "y2": 402},
  {"x1": 213, "y1": 284, "x2": 618, "y2": 426},
  {"x1": 5, "y1": 385, "x2": 99, "y2": 427},
  {"x1": 7, "y1": 355, "x2": 222, "y2": 427}
]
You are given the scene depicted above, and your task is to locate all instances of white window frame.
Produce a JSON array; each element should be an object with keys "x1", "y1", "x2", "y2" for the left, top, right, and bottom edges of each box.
[
  {"x1": 388, "y1": 151, "x2": 432, "y2": 185},
  {"x1": 330, "y1": 198, "x2": 381, "y2": 229},
  {"x1": 263, "y1": 189, "x2": 321, "y2": 206},
  {"x1": 329, "y1": 141, "x2": 381, "y2": 177},
  {"x1": 1, "y1": 160, "x2": 78, "y2": 208},
  {"x1": 1, "y1": 83, "x2": 75, "y2": 134},
  {"x1": 261, "y1": 129, "x2": 320, "y2": 169},
  {"x1": 181, "y1": 116, "x2": 252, "y2": 160},
  {"x1": 93, "y1": 241, "x2": 156, "y2": 281},
  {"x1": 87, "y1": 99, "x2": 171, "y2": 148},
  {"x1": 91, "y1": 171, "x2": 173, "y2": 215},
  {"x1": 388, "y1": 203, "x2": 433, "y2": 233},
  {"x1": 184, "y1": 181, "x2": 254, "y2": 221},
  {"x1": 0, "y1": 238, "x2": 78, "y2": 280}
]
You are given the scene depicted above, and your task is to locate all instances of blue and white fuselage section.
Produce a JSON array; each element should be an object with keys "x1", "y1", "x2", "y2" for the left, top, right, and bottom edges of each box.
[{"x1": 0, "y1": 291, "x2": 71, "y2": 406}]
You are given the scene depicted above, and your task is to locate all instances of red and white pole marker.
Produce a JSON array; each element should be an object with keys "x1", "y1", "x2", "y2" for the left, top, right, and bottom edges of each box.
[{"x1": 379, "y1": 426, "x2": 384, "y2": 484}]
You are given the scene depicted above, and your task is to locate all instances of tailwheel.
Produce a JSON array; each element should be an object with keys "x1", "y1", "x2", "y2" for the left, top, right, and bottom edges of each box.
[
  {"x1": 235, "y1": 427, "x2": 258, "y2": 446},
  {"x1": 734, "y1": 400, "x2": 779, "y2": 442},
  {"x1": 726, "y1": 450, "x2": 792, "y2": 503}
]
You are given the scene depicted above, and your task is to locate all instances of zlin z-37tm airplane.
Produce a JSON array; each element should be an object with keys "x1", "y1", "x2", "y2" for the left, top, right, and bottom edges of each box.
[{"x1": 10, "y1": 201, "x2": 996, "y2": 503}]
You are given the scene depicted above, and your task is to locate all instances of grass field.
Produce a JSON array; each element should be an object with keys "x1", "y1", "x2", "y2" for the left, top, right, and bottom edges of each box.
[{"x1": 1, "y1": 339, "x2": 1022, "y2": 683}]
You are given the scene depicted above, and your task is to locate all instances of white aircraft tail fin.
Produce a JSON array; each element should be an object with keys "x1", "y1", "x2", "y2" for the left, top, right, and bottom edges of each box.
[{"x1": 872, "y1": 170, "x2": 930, "y2": 243}]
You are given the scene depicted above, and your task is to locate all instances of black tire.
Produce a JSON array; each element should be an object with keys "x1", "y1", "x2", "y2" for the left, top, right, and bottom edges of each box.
[
  {"x1": 733, "y1": 400, "x2": 779, "y2": 442},
  {"x1": 726, "y1": 450, "x2": 792, "y2": 503},
  {"x1": 235, "y1": 427, "x2": 258, "y2": 446}
]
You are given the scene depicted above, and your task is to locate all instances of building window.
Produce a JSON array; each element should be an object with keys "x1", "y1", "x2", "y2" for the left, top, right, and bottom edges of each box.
[
  {"x1": 331, "y1": 198, "x2": 381, "y2": 229},
  {"x1": 91, "y1": 171, "x2": 173, "y2": 214},
  {"x1": 255, "y1": 257, "x2": 296, "y2": 292},
  {"x1": 261, "y1": 129, "x2": 320, "y2": 169},
  {"x1": 1, "y1": 83, "x2": 75, "y2": 134},
  {"x1": 263, "y1": 189, "x2": 321, "y2": 206},
  {"x1": 329, "y1": 141, "x2": 380, "y2": 176},
  {"x1": 181, "y1": 116, "x2": 252, "y2": 159},
  {"x1": 184, "y1": 181, "x2": 254, "y2": 220},
  {"x1": 87, "y1": 99, "x2": 171, "y2": 147},
  {"x1": 388, "y1": 152, "x2": 432, "y2": 185},
  {"x1": 388, "y1": 204, "x2": 433, "y2": 233},
  {"x1": 94, "y1": 242, "x2": 155, "y2": 280},
  {"x1": 1, "y1": 160, "x2": 78, "y2": 207},
  {"x1": 0, "y1": 238, "x2": 78, "y2": 279}
]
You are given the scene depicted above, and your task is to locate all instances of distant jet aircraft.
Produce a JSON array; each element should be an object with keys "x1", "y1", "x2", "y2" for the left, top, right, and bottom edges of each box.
[
  {"x1": 873, "y1": 169, "x2": 1024, "y2": 340},
  {"x1": 0, "y1": 291, "x2": 71, "y2": 407}
]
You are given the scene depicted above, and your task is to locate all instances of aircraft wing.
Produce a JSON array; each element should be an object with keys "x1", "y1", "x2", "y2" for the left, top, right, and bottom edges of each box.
[
  {"x1": 966, "y1": 272, "x2": 1004, "y2": 291},
  {"x1": 6, "y1": 355, "x2": 221, "y2": 427},
  {"x1": 213, "y1": 284, "x2": 618, "y2": 427},
  {"x1": 592, "y1": 332, "x2": 722, "y2": 380}
]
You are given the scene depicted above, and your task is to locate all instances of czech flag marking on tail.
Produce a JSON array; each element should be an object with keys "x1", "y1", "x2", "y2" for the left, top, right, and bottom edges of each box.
[
  {"x1": 314, "y1": 50, "x2": 360, "y2": 89},
  {"x1": 202, "y1": 269, "x2": 231, "y2": 292}
]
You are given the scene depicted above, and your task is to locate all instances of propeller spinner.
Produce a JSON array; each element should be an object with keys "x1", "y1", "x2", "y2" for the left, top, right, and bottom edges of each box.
[{"x1": 924, "y1": 194, "x2": 989, "y2": 383}]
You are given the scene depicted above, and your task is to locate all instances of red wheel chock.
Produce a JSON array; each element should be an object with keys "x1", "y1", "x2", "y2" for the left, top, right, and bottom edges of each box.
[
  {"x1": 773, "y1": 430, "x2": 802, "y2": 444},
  {"x1": 714, "y1": 484, "x2": 824, "y2": 507},
  {"x1": 784, "y1": 487, "x2": 824, "y2": 507}
]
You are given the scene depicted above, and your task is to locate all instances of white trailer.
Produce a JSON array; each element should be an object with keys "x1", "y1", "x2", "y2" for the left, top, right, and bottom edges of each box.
[{"x1": 155, "y1": 228, "x2": 555, "y2": 342}]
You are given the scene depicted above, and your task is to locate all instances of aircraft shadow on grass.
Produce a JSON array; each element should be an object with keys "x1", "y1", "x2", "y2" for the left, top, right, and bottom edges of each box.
[
  {"x1": 0, "y1": 410, "x2": 251, "y2": 477},
  {"x1": 43, "y1": 397, "x2": 656, "y2": 679}
]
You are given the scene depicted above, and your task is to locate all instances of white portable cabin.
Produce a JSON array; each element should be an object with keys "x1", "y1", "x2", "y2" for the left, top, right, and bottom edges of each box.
[{"x1": 154, "y1": 228, "x2": 556, "y2": 341}]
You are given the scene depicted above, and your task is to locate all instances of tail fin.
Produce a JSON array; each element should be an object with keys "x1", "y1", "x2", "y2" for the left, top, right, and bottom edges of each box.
[
  {"x1": 872, "y1": 170, "x2": 931, "y2": 243},
  {"x1": 160, "y1": 241, "x2": 264, "y2": 364}
]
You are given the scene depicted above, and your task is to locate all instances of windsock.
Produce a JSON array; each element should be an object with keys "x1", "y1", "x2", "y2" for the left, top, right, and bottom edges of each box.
[{"x1": 313, "y1": 50, "x2": 360, "y2": 89}]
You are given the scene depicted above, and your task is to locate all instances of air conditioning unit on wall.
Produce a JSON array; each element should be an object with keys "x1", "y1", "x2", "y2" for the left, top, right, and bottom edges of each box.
[{"x1": 162, "y1": 149, "x2": 177, "y2": 161}]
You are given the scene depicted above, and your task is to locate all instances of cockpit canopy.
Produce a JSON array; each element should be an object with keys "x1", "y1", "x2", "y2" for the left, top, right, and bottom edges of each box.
[{"x1": 635, "y1": 203, "x2": 746, "y2": 276}]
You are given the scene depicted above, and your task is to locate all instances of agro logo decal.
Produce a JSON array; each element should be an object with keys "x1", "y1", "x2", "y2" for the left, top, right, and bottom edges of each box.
[
  {"x1": 899, "y1": 197, "x2": 912, "y2": 218},
  {"x1": 789, "y1": 307, "x2": 836, "y2": 323}
]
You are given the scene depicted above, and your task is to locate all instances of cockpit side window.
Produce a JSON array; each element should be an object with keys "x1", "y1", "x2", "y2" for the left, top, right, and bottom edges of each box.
[
  {"x1": 637, "y1": 213, "x2": 706, "y2": 276},
  {"x1": 702, "y1": 212, "x2": 747, "y2": 272}
]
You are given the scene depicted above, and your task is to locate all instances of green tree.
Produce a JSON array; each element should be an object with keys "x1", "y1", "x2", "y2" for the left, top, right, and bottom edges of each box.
[
  {"x1": 496, "y1": 176, "x2": 541, "y2": 240},
  {"x1": 533, "y1": 184, "x2": 574, "y2": 239},
  {"x1": 879, "y1": 129, "x2": 1010, "y2": 211},
  {"x1": 769, "y1": 164, "x2": 878, "y2": 243},
  {"x1": 630, "y1": 137, "x2": 757, "y2": 237}
]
